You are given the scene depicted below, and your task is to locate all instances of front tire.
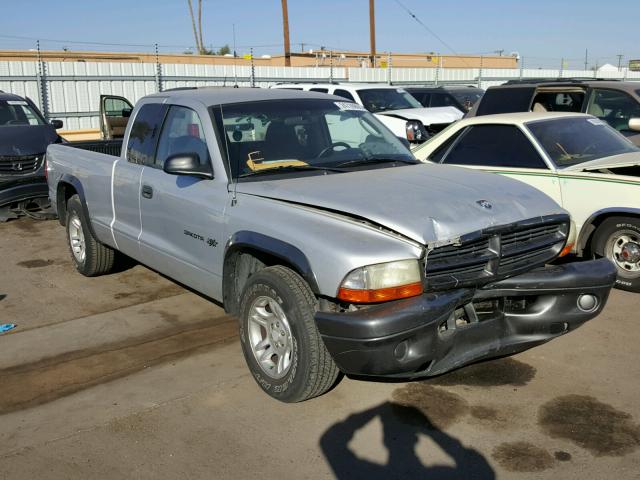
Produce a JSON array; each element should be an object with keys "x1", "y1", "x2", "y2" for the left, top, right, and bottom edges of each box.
[
  {"x1": 66, "y1": 194, "x2": 115, "y2": 277},
  {"x1": 238, "y1": 265, "x2": 340, "y2": 402},
  {"x1": 591, "y1": 217, "x2": 640, "y2": 293}
]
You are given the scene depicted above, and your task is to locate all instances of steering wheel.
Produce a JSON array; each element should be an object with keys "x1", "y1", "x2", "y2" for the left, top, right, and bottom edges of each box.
[{"x1": 317, "y1": 142, "x2": 352, "y2": 158}]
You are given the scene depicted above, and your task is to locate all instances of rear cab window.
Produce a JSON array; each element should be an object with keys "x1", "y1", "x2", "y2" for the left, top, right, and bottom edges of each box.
[
  {"x1": 126, "y1": 103, "x2": 167, "y2": 165},
  {"x1": 441, "y1": 124, "x2": 547, "y2": 169}
]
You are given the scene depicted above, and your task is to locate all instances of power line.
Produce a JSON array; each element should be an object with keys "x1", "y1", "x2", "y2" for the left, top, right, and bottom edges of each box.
[{"x1": 392, "y1": 0, "x2": 460, "y2": 56}]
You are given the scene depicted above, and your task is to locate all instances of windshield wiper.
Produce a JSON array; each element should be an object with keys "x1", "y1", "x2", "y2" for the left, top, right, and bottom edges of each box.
[
  {"x1": 238, "y1": 165, "x2": 345, "y2": 178},
  {"x1": 334, "y1": 157, "x2": 419, "y2": 168}
]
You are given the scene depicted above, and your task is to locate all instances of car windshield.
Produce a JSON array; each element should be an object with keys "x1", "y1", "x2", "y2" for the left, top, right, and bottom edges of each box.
[
  {"x1": 450, "y1": 89, "x2": 484, "y2": 110},
  {"x1": 0, "y1": 99, "x2": 45, "y2": 127},
  {"x1": 215, "y1": 98, "x2": 416, "y2": 180},
  {"x1": 527, "y1": 116, "x2": 639, "y2": 167},
  {"x1": 357, "y1": 88, "x2": 422, "y2": 113}
]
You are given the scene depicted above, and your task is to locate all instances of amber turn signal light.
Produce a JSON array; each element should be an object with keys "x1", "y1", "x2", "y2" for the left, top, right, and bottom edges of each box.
[{"x1": 337, "y1": 282, "x2": 423, "y2": 304}]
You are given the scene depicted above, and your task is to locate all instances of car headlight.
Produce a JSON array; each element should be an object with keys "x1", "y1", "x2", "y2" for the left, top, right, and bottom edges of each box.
[
  {"x1": 405, "y1": 120, "x2": 428, "y2": 143},
  {"x1": 337, "y1": 259, "x2": 423, "y2": 303}
]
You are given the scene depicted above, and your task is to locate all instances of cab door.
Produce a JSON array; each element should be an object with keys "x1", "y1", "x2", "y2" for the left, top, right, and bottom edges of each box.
[
  {"x1": 436, "y1": 124, "x2": 563, "y2": 205},
  {"x1": 111, "y1": 102, "x2": 166, "y2": 260},
  {"x1": 100, "y1": 95, "x2": 134, "y2": 140},
  {"x1": 138, "y1": 103, "x2": 229, "y2": 298}
]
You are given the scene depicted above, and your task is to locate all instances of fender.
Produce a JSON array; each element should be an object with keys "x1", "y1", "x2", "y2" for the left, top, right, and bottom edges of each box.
[
  {"x1": 577, "y1": 207, "x2": 640, "y2": 254},
  {"x1": 55, "y1": 174, "x2": 98, "y2": 240},
  {"x1": 223, "y1": 231, "x2": 320, "y2": 314}
]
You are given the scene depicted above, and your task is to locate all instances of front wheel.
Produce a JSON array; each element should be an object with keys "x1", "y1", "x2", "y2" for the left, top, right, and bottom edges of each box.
[
  {"x1": 238, "y1": 265, "x2": 340, "y2": 402},
  {"x1": 591, "y1": 217, "x2": 640, "y2": 293}
]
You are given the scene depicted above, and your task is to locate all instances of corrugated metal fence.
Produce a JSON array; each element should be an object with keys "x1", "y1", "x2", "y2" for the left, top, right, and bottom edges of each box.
[{"x1": 1, "y1": 59, "x2": 639, "y2": 131}]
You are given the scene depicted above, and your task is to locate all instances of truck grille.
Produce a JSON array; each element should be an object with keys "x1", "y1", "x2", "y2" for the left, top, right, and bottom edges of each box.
[
  {"x1": 424, "y1": 216, "x2": 568, "y2": 290},
  {"x1": 0, "y1": 155, "x2": 42, "y2": 175}
]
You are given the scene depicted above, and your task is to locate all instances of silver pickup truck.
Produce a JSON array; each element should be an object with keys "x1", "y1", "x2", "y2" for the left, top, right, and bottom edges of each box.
[{"x1": 46, "y1": 88, "x2": 616, "y2": 402}]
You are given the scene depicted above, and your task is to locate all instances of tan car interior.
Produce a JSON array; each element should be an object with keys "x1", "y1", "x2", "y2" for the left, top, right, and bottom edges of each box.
[
  {"x1": 104, "y1": 116, "x2": 129, "y2": 139},
  {"x1": 531, "y1": 87, "x2": 586, "y2": 113}
]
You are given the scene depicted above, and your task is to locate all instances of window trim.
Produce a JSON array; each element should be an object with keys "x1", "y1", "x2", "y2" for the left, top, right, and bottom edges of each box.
[
  {"x1": 153, "y1": 104, "x2": 213, "y2": 174},
  {"x1": 125, "y1": 102, "x2": 168, "y2": 166},
  {"x1": 440, "y1": 123, "x2": 549, "y2": 170}
]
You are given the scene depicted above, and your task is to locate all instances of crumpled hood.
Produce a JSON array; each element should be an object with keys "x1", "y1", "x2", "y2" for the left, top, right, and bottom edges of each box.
[
  {"x1": 376, "y1": 106, "x2": 463, "y2": 125},
  {"x1": 0, "y1": 125, "x2": 59, "y2": 156},
  {"x1": 236, "y1": 164, "x2": 565, "y2": 245},
  {"x1": 562, "y1": 151, "x2": 640, "y2": 172}
]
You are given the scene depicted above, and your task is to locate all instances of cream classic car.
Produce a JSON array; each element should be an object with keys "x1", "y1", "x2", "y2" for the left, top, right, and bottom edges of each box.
[{"x1": 413, "y1": 112, "x2": 640, "y2": 293}]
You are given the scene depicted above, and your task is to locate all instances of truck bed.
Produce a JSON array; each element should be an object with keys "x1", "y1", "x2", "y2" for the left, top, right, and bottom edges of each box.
[{"x1": 67, "y1": 139, "x2": 122, "y2": 157}]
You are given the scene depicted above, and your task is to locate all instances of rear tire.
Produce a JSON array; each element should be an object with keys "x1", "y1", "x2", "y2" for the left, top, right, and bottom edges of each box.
[
  {"x1": 591, "y1": 217, "x2": 640, "y2": 293},
  {"x1": 65, "y1": 194, "x2": 115, "y2": 277},
  {"x1": 238, "y1": 265, "x2": 340, "y2": 402}
]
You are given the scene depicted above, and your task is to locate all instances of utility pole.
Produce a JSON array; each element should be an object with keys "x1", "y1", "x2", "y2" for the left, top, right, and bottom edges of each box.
[
  {"x1": 494, "y1": 49, "x2": 504, "y2": 56},
  {"x1": 232, "y1": 23, "x2": 238, "y2": 86},
  {"x1": 281, "y1": 0, "x2": 291, "y2": 67},
  {"x1": 617, "y1": 54, "x2": 624, "y2": 71},
  {"x1": 584, "y1": 49, "x2": 588, "y2": 71},
  {"x1": 369, "y1": 0, "x2": 376, "y2": 67}
]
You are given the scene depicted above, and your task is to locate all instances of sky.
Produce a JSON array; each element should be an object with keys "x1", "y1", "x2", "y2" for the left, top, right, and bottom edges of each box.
[{"x1": 1, "y1": 0, "x2": 638, "y2": 69}]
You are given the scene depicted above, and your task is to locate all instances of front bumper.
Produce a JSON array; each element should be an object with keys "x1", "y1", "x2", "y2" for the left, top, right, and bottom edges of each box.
[
  {"x1": 315, "y1": 258, "x2": 616, "y2": 378},
  {"x1": 0, "y1": 176, "x2": 48, "y2": 207}
]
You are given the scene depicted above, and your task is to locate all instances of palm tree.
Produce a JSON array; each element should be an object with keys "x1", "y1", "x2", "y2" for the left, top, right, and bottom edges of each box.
[{"x1": 187, "y1": 0, "x2": 204, "y2": 54}]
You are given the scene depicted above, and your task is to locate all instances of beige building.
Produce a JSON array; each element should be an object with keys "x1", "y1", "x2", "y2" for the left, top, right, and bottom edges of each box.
[{"x1": 0, "y1": 49, "x2": 517, "y2": 69}]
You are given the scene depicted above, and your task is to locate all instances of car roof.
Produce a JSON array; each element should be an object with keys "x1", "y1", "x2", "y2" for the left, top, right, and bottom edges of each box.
[
  {"x1": 455, "y1": 111, "x2": 591, "y2": 126},
  {"x1": 273, "y1": 83, "x2": 401, "y2": 90},
  {"x1": 0, "y1": 91, "x2": 26, "y2": 101},
  {"x1": 145, "y1": 86, "x2": 345, "y2": 105},
  {"x1": 405, "y1": 85, "x2": 482, "y2": 90},
  {"x1": 497, "y1": 79, "x2": 639, "y2": 93}
]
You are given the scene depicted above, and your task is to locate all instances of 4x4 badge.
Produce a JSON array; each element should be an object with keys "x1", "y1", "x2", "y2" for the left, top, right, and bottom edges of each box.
[{"x1": 476, "y1": 200, "x2": 492, "y2": 209}]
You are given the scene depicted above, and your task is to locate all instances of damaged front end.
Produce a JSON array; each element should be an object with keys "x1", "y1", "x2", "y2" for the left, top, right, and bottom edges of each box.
[
  {"x1": 315, "y1": 214, "x2": 617, "y2": 378},
  {"x1": 0, "y1": 154, "x2": 55, "y2": 221}
]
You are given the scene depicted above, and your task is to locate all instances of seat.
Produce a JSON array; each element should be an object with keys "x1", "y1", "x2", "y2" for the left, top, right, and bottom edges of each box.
[
  {"x1": 532, "y1": 102, "x2": 547, "y2": 112},
  {"x1": 263, "y1": 121, "x2": 303, "y2": 160},
  {"x1": 588, "y1": 103, "x2": 604, "y2": 117}
]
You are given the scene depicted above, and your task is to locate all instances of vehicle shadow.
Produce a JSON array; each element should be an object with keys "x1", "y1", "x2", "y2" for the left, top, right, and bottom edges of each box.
[{"x1": 320, "y1": 402, "x2": 495, "y2": 480}]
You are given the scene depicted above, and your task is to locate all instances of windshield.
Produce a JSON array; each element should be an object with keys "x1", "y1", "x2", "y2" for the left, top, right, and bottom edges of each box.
[
  {"x1": 357, "y1": 88, "x2": 422, "y2": 113},
  {"x1": 527, "y1": 116, "x2": 638, "y2": 167},
  {"x1": 449, "y1": 89, "x2": 484, "y2": 110},
  {"x1": 215, "y1": 99, "x2": 416, "y2": 180},
  {"x1": 0, "y1": 99, "x2": 45, "y2": 127}
]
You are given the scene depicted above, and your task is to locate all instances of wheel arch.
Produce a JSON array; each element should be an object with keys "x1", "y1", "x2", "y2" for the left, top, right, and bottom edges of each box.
[
  {"x1": 55, "y1": 174, "x2": 98, "y2": 239},
  {"x1": 222, "y1": 231, "x2": 320, "y2": 316},
  {"x1": 578, "y1": 207, "x2": 640, "y2": 255}
]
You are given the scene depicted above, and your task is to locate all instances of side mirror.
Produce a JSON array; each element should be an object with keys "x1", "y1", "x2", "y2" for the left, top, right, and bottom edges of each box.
[
  {"x1": 396, "y1": 136, "x2": 411, "y2": 149},
  {"x1": 122, "y1": 108, "x2": 132, "y2": 118},
  {"x1": 163, "y1": 153, "x2": 213, "y2": 179},
  {"x1": 628, "y1": 118, "x2": 640, "y2": 132},
  {"x1": 51, "y1": 119, "x2": 64, "y2": 129}
]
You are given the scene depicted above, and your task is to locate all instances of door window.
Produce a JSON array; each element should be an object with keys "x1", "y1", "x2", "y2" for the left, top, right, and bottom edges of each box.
[
  {"x1": 104, "y1": 97, "x2": 132, "y2": 117},
  {"x1": 155, "y1": 106, "x2": 210, "y2": 168},
  {"x1": 587, "y1": 89, "x2": 640, "y2": 132},
  {"x1": 333, "y1": 89, "x2": 356, "y2": 102},
  {"x1": 409, "y1": 91, "x2": 431, "y2": 107},
  {"x1": 429, "y1": 93, "x2": 456, "y2": 108},
  {"x1": 442, "y1": 124, "x2": 547, "y2": 169},
  {"x1": 310, "y1": 88, "x2": 329, "y2": 93},
  {"x1": 125, "y1": 103, "x2": 165, "y2": 165}
]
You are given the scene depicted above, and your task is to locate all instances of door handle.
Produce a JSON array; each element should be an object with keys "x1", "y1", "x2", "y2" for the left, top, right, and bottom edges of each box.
[{"x1": 141, "y1": 185, "x2": 153, "y2": 199}]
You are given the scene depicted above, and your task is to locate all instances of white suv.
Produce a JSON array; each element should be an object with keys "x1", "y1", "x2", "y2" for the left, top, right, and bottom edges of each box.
[{"x1": 271, "y1": 83, "x2": 463, "y2": 147}]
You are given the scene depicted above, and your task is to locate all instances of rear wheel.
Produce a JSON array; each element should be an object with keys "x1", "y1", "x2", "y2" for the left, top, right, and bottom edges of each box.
[
  {"x1": 591, "y1": 217, "x2": 640, "y2": 293},
  {"x1": 238, "y1": 265, "x2": 340, "y2": 402},
  {"x1": 66, "y1": 194, "x2": 115, "y2": 276}
]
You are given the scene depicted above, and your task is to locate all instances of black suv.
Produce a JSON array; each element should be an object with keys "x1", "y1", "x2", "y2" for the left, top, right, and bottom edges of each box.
[
  {"x1": 405, "y1": 85, "x2": 484, "y2": 113},
  {"x1": 468, "y1": 78, "x2": 640, "y2": 145},
  {"x1": 0, "y1": 91, "x2": 63, "y2": 218}
]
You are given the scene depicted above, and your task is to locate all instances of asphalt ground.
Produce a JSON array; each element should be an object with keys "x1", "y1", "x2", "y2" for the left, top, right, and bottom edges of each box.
[{"x1": 1, "y1": 218, "x2": 639, "y2": 479}]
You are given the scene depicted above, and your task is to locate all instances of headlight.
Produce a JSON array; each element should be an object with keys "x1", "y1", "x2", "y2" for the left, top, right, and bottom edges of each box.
[
  {"x1": 405, "y1": 120, "x2": 428, "y2": 143},
  {"x1": 337, "y1": 259, "x2": 423, "y2": 303}
]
